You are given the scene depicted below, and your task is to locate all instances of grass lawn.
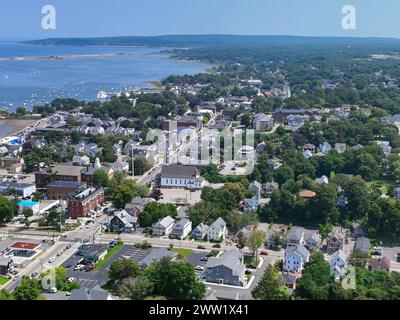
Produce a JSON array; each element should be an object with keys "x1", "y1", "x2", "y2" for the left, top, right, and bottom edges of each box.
[
  {"x1": 144, "y1": 296, "x2": 168, "y2": 300},
  {"x1": 95, "y1": 242, "x2": 124, "y2": 270},
  {"x1": 244, "y1": 255, "x2": 259, "y2": 266},
  {"x1": 171, "y1": 248, "x2": 193, "y2": 259},
  {"x1": 0, "y1": 276, "x2": 10, "y2": 286},
  {"x1": 36, "y1": 295, "x2": 47, "y2": 300}
]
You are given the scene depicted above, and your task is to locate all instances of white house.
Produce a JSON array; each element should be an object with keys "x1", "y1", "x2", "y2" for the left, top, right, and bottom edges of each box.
[
  {"x1": 170, "y1": 218, "x2": 192, "y2": 240},
  {"x1": 160, "y1": 164, "x2": 208, "y2": 190},
  {"x1": 283, "y1": 244, "x2": 310, "y2": 273},
  {"x1": 112, "y1": 160, "x2": 130, "y2": 174},
  {"x1": 152, "y1": 216, "x2": 175, "y2": 237},
  {"x1": 329, "y1": 249, "x2": 348, "y2": 280},
  {"x1": 208, "y1": 217, "x2": 227, "y2": 241},
  {"x1": 315, "y1": 175, "x2": 329, "y2": 185},
  {"x1": 72, "y1": 155, "x2": 91, "y2": 166}
]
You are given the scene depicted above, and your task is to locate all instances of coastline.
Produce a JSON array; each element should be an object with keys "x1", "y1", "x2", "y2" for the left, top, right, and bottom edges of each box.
[{"x1": 0, "y1": 119, "x2": 37, "y2": 138}]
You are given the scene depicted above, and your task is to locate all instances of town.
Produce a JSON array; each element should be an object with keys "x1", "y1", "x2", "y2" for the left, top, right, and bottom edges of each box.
[{"x1": 1, "y1": 35, "x2": 400, "y2": 301}]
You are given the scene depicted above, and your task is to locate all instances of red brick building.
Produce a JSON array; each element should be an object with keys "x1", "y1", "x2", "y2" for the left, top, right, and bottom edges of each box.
[{"x1": 67, "y1": 187, "x2": 104, "y2": 218}]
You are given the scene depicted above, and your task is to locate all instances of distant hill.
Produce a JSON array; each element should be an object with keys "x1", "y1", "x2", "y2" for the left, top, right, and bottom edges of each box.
[{"x1": 22, "y1": 34, "x2": 400, "y2": 49}]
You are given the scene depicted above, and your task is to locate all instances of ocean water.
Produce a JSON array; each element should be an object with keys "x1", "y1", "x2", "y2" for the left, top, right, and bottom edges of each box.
[{"x1": 0, "y1": 41, "x2": 210, "y2": 111}]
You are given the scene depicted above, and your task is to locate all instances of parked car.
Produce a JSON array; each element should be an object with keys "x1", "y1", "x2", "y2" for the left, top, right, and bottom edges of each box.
[
  {"x1": 195, "y1": 265, "x2": 204, "y2": 271},
  {"x1": 31, "y1": 272, "x2": 39, "y2": 278},
  {"x1": 197, "y1": 245, "x2": 206, "y2": 250},
  {"x1": 85, "y1": 265, "x2": 95, "y2": 272},
  {"x1": 74, "y1": 264, "x2": 85, "y2": 271},
  {"x1": 48, "y1": 257, "x2": 56, "y2": 263},
  {"x1": 66, "y1": 292, "x2": 72, "y2": 296},
  {"x1": 66, "y1": 244, "x2": 72, "y2": 249},
  {"x1": 57, "y1": 252, "x2": 63, "y2": 257},
  {"x1": 13, "y1": 275, "x2": 20, "y2": 282},
  {"x1": 200, "y1": 257, "x2": 208, "y2": 262},
  {"x1": 212, "y1": 244, "x2": 221, "y2": 248},
  {"x1": 48, "y1": 287, "x2": 58, "y2": 293},
  {"x1": 260, "y1": 250, "x2": 269, "y2": 256},
  {"x1": 67, "y1": 277, "x2": 75, "y2": 283},
  {"x1": 397, "y1": 253, "x2": 400, "y2": 262}
]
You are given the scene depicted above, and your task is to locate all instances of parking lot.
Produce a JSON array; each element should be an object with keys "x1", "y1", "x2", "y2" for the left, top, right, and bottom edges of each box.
[
  {"x1": 381, "y1": 245, "x2": 400, "y2": 271},
  {"x1": 186, "y1": 251, "x2": 210, "y2": 278}
]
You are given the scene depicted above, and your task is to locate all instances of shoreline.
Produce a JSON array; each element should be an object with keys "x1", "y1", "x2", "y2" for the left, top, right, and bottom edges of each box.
[{"x1": 0, "y1": 119, "x2": 37, "y2": 137}]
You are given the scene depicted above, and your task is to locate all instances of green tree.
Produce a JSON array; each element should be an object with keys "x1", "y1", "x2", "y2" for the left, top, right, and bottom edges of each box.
[
  {"x1": 93, "y1": 169, "x2": 109, "y2": 187},
  {"x1": 133, "y1": 157, "x2": 152, "y2": 176},
  {"x1": 108, "y1": 259, "x2": 142, "y2": 284},
  {"x1": 112, "y1": 179, "x2": 149, "y2": 209},
  {"x1": 349, "y1": 249, "x2": 370, "y2": 268},
  {"x1": 22, "y1": 208, "x2": 33, "y2": 228},
  {"x1": 247, "y1": 230, "x2": 266, "y2": 258},
  {"x1": 118, "y1": 275, "x2": 153, "y2": 300},
  {"x1": 252, "y1": 264, "x2": 289, "y2": 300},
  {"x1": 13, "y1": 277, "x2": 40, "y2": 300},
  {"x1": 0, "y1": 196, "x2": 16, "y2": 225},
  {"x1": 146, "y1": 257, "x2": 205, "y2": 300}
]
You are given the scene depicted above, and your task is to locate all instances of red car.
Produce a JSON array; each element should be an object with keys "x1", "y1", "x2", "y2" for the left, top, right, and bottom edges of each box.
[
  {"x1": 260, "y1": 250, "x2": 269, "y2": 256},
  {"x1": 85, "y1": 264, "x2": 95, "y2": 272}
]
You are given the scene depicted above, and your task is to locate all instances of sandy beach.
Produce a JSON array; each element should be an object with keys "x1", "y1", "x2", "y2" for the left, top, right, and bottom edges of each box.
[{"x1": 0, "y1": 119, "x2": 37, "y2": 138}]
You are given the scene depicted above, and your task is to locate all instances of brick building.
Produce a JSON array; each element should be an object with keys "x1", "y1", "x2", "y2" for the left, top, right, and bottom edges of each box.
[
  {"x1": 47, "y1": 181, "x2": 87, "y2": 200},
  {"x1": 67, "y1": 187, "x2": 104, "y2": 218}
]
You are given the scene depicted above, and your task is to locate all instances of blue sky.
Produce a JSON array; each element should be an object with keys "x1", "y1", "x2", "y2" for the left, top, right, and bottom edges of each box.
[{"x1": 1, "y1": 0, "x2": 400, "y2": 39}]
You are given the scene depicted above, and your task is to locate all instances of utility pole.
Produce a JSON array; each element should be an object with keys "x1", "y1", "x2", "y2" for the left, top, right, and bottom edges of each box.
[{"x1": 131, "y1": 145, "x2": 135, "y2": 178}]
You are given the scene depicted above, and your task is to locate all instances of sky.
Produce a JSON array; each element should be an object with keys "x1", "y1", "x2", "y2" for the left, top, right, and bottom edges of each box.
[{"x1": 1, "y1": 0, "x2": 400, "y2": 40}]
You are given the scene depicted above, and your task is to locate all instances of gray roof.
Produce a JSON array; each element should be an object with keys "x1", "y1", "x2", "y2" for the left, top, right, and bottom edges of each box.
[
  {"x1": 152, "y1": 216, "x2": 175, "y2": 229},
  {"x1": 206, "y1": 250, "x2": 245, "y2": 276},
  {"x1": 286, "y1": 227, "x2": 305, "y2": 242},
  {"x1": 47, "y1": 181, "x2": 87, "y2": 189},
  {"x1": 68, "y1": 285, "x2": 111, "y2": 300},
  {"x1": 210, "y1": 217, "x2": 226, "y2": 230},
  {"x1": 0, "y1": 257, "x2": 11, "y2": 267},
  {"x1": 356, "y1": 237, "x2": 370, "y2": 253},
  {"x1": 113, "y1": 210, "x2": 138, "y2": 227},
  {"x1": 285, "y1": 244, "x2": 310, "y2": 261},
  {"x1": 330, "y1": 249, "x2": 347, "y2": 263},
  {"x1": 173, "y1": 218, "x2": 191, "y2": 229},
  {"x1": 139, "y1": 248, "x2": 175, "y2": 267},
  {"x1": 193, "y1": 223, "x2": 209, "y2": 234},
  {"x1": 161, "y1": 164, "x2": 199, "y2": 179}
]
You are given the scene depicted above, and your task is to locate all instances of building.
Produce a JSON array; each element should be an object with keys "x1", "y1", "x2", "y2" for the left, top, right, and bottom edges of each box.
[
  {"x1": 152, "y1": 216, "x2": 175, "y2": 236},
  {"x1": 205, "y1": 289, "x2": 242, "y2": 300},
  {"x1": 0, "y1": 182, "x2": 36, "y2": 197},
  {"x1": 319, "y1": 141, "x2": 332, "y2": 154},
  {"x1": 35, "y1": 164, "x2": 85, "y2": 188},
  {"x1": 205, "y1": 250, "x2": 246, "y2": 287},
  {"x1": 351, "y1": 223, "x2": 367, "y2": 239},
  {"x1": 170, "y1": 218, "x2": 192, "y2": 240},
  {"x1": 208, "y1": 217, "x2": 227, "y2": 241},
  {"x1": 191, "y1": 223, "x2": 209, "y2": 240},
  {"x1": 0, "y1": 257, "x2": 13, "y2": 276},
  {"x1": 109, "y1": 210, "x2": 139, "y2": 233},
  {"x1": 81, "y1": 161, "x2": 114, "y2": 186},
  {"x1": 286, "y1": 227, "x2": 305, "y2": 248},
  {"x1": 265, "y1": 181, "x2": 279, "y2": 194},
  {"x1": 47, "y1": 181, "x2": 87, "y2": 200},
  {"x1": 67, "y1": 187, "x2": 104, "y2": 218},
  {"x1": 160, "y1": 165, "x2": 208, "y2": 190},
  {"x1": 76, "y1": 244, "x2": 108, "y2": 262},
  {"x1": 368, "y1": 257, "x2": 391, "y2": 271},
  {"x1": 139, "y1": 248, "x2": 176, "y2": 268},
  {"x1": 243, "y1": 196, "x2": 260, "y2": 213},
  {"x1": 18, "y1": 200, "x2": 40, "y2": 215},
  {"x1": 248, "y1": 181, "x2": 262, "y2": 198},
  {"x1": 112, "y1": 160, "x2": 130, "y2": 174},
  {"x1": 329, "y1": 250, "x2": 348, "y2": 280},
  {"x1": 253, "y1": 114, "x2": 274, "y2": 132},
  {"x1": 305, "y1": 232, "x2": 322, "y2": 251},
  {"x1": 355, "y1": 237, "x2": 370, "y2": 254},
  {"x1": 298, "y1": 189, "x2": 316, "y2": 200},
  {"x1": 68, "y1": 285, "x2": 113, "y2": 300},
  {"x1": 335, "y1": 143, "x2": 347, "y2": 154},
  {"x1": 326, "y1": 233, "x2": 344, "y2": 254},
  {"x1": 283, "y1": 244, "x2": 310, "y2": 273},
  {"x1": 315, "y1": 175, "x2": 329, "y2": 185},
  {"x1": 272, "y1": 109, "x2": 312, "y2": 123},
  {"x1": 9, "y1": 241, "x2": 41, "y2": 257}
]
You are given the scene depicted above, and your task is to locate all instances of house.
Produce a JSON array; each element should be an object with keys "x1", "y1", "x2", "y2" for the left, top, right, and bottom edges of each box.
[
  {"x1": 287, "y1": 114, "x2": 309, "y2": 130},
  {"x1": 286, "y1": 227, "x2": 305, "y2": 248},
  {"x1": 368, "y1": 257, "x2": 391, "y2": 271},
  {"x1": 191, "y1": 223, "x2": 209, "y2": 240},
  {"x1": 377, "y1": 141, "x2": 391, "y2": 155},
  {"x1": 253, "y1": 114, "x2": 274, "y2": 132},
  {"x1": 243, "y1": 196, "x2": 260, "y2": 213},
  {"x1": 0, "y1": 257, "x2": 13, "y2": 276},
  {"x1": 355, "y1": 237, "x2": 370, "y2": 254},
  {"x1": 208, "y1": 217, "x2": 227, "y2": 241},
  {"x1": 265, "y1": 181, "x2": 279, "y2": 194},
  {"x1": 112, "y1": 160, "x2": 130, "y2": 174},
  {"x1": 72, "y1": 155, "x2": 90, "y2": 166},
  {"x1": 273, "y1": 109, "x2": 312, "y2": 123},
  {"x1": 319, "y1": 141, "x2": 332, "y2": 154},
  {"x1": 109, "y1": 210, "x2": 139, "y2": 233},
  {"x1": 351, "y1": 223, "x2": 367, "y2": 239},
  {"x1": 280, "y1": 273, "x2": 299, "y2": 292},
  {"x1": 335, "y1": 143, "x2": 347, "y2": 154},
  {"x1": 283, "y1": 244, "x2": 310, "y2": 273},
  {"x1": 329, "y1": 249, "x2": 348, "y2": 280},
  {"x1": 205, "y1": 250, "x2": 246, "y2": 287},
  {"x1": 315, "y1": 175, "x2": 329, "y2": 185},
  {"x1": 152, "y1": 216, "x2": 175, "y2": 236},
  {"x1": 139, "y1": 248, "x2": 175, "y2": 268},
  {"x1": 303, "y1": 144, "x2": 316, "y2": 154},
  {"x1": 303, "y1": 149, "x2": 314, "y2": 159},
  {"x1": 160, "y1": 165, "x2": 209, "y2": 190},
  {"x1": 248, "y1": 180, "x2": 262, "y2": 198},
  {"x1": 337, "y1": 195, "x2": 347, "y2": 208},
  {"x1": 170, "y1": 218, "x2": 192, "y2": 240},
  {"x1": 326, "y1": 233, "x2": 344, "y2": 254},
  {"x1": 305, "y1": 232, "x2": 322, "y2": 251},
  {"x1": 68, "y1": 285, "x2": 113, "y2": 300}
]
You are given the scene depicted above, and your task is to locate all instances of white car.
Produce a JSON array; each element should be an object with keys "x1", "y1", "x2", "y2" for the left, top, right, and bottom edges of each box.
[
  {"x1": 48, "y1": 287, "x2": 58, "y2": 293},
  {"x1": 195, "y1": 265, "x2": 204, "y2": 271},
  {"x1": 74, "y1": 264, "x2": 85, "y2": 271},
  {"x1": 67, "y1": 277, "x2": 75, "y2": 283},
  {"x1": 66, "y1": 292, "x2": 72, "y2": 296},
  {"x1": 48, "y1": 257, "x2": 56, "y2": 263}
]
